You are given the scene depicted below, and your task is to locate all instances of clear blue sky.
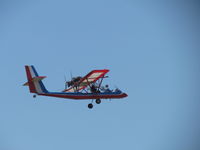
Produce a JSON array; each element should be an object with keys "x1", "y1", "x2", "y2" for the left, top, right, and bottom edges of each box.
[{"x1": 0, "y1": 1, "x2": 200, "y2": 150}]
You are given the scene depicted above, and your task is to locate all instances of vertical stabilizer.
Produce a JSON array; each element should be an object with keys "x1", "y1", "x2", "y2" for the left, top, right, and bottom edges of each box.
[{"x1": 23, "y1": 66, "x2": 48, "y2": 94}]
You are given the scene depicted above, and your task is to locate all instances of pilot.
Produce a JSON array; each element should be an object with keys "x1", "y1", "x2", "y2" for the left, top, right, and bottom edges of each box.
[
  {"x1": 115, "y1": 88, "x2": 122, "y2": 93},
  {"x1": 102, "y1": 85, "x2": 112, "y2": 93}
]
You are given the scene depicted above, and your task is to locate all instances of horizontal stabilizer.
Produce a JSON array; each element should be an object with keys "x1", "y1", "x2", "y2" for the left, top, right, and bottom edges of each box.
[{"x1": 23, "y1": 76, "x2": 46, "y2": 86}]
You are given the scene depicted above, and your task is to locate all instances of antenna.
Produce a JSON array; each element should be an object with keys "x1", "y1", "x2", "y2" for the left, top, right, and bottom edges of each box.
[{"x1": 64, "y1": 75, "x2": 67, "y2": 89}]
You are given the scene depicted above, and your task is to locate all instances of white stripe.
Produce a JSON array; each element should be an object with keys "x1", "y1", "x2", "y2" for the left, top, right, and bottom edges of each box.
[
  {"x1": 28, "y1": 66, "x2": 43, "y2": 93},
  {"x1": 34, "y1": 81, "x2": 43, "y2": 93},
  {"x1": 29, "y1": 66, "x2": 36, "y2": 78}
]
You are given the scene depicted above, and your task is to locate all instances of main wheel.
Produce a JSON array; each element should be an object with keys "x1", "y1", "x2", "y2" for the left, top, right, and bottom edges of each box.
[
  {"x1": 88, "y1": 103, "x2": 93, "y2": 109},
  {"x1": 33, "y1": 95, "x2": 37, "y2": 98},
  {"x1": 96, "y1": 99, "x2": 101, "y2": 104}
]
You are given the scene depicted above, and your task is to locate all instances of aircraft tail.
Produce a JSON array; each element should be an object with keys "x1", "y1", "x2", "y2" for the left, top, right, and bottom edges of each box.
[{"x1": 23, "y1": 65, "x2": 48, "y2": 94}]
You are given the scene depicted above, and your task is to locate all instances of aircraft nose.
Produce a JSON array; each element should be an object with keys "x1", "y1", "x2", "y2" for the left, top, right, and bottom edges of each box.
[{"x1": 123, "y1": 93, "x2": 128, "y2": 98}]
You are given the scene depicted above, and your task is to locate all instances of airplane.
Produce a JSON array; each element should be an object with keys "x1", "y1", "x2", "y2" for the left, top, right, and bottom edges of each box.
[{"x1": 23, "y1": 65, "x2": 128, "y2": 109}]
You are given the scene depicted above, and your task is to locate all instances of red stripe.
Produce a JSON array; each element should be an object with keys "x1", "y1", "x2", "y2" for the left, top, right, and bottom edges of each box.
[
  {"x1": 25, "y1": 66, "x2": 36, "y2": 93},
  {"x1": 38, "y1": 93, "x2": 128, "y2": 100}
]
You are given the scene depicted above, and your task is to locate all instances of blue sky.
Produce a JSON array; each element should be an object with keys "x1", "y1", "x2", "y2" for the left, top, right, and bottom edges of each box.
[{"x1": 0, "y1": 1, "x2": 200, "y2": 150}]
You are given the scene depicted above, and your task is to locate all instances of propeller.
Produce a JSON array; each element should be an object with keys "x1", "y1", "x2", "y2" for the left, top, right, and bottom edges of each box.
[
  {"x1": 64, "y1": 75, "x2": 67, "y2": 89},
  {"x1": 64, "y1": 70, "x2": 74, "y2": 90}
]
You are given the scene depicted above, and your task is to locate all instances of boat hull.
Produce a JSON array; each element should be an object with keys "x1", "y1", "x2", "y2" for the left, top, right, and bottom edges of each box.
[{"x1": 38, "y1": 92, "x2": 128, "y2": 100}]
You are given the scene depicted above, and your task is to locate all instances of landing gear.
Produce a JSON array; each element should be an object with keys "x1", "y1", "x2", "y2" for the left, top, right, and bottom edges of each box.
[
  {"x1": 95, "y1": 99, "x2": 101, "y2": 104},
  {"x1": 33, "y1": 95, "x2": 37, "y2": 98},
  {"x1": 88, "y1": 99, "x2": 101, "y2": 109},
  {"x1": 88, "y1": 103, "x2": 93, "y2": 109}
]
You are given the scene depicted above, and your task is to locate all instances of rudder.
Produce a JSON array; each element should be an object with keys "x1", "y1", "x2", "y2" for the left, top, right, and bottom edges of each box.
[{"x1": 23, "y1": 65, "x2": 48, "y2": 94}]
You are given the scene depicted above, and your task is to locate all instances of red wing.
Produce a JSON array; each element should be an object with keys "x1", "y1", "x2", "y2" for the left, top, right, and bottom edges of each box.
[{"x1": 63, "y1": 69, "x2": 109, "y2": 92}]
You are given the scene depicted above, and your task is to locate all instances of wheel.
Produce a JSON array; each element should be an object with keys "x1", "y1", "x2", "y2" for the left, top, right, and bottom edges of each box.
[
  {"x1": 33, "y1": 95, "x2": 37, "y2": 98},
  {"x1": 95, "y1": 99, "x2": 101, "y2": 104},
  {"x1": 88, "y1": 103, "x2": 93, "y2": 109}
]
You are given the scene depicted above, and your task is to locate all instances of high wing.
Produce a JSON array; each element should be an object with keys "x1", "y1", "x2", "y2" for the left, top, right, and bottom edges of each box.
[{"x1": 63, "y1": 69, "x2": 109, "y2": 92}]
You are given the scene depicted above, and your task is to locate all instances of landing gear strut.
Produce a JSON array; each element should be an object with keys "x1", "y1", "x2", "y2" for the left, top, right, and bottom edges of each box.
[
  {"x1": 88, "y1": 103, "x2": 93, "y2": 109},
  {"x1": 95, "y1": 99, "x2": 101, "y2": 104}
]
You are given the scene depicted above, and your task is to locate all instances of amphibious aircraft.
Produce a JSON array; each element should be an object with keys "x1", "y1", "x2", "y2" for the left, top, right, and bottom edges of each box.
[{"x1": 23, "y1": 65, "x2": 128, "y2": 109}]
